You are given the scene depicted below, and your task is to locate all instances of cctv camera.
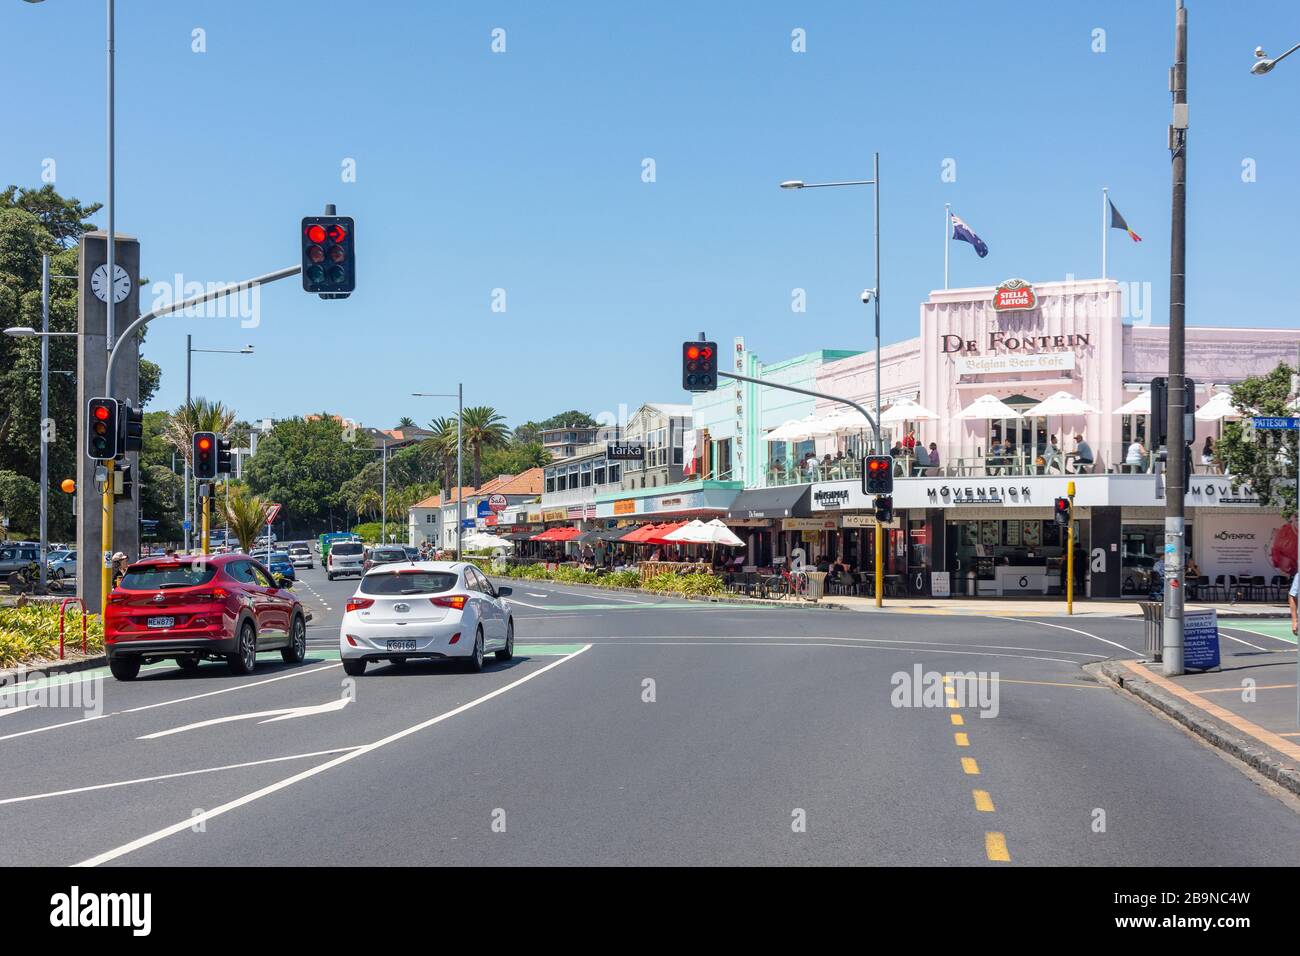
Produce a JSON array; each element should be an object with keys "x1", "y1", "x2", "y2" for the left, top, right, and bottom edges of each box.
[{"x1": 861, "y1": 288, "x2": 876, "y2": 304}]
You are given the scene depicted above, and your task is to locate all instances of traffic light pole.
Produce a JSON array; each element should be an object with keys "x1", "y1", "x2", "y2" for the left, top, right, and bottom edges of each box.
[
  {"x1": 1067, "y1": 481, "x2": 1076, "y2": 616},
  {"x1": 201, "y1": 491, "x2": 210, "y2": 557},
  {"x1": 100, "y1": 459, "x2": 114, "y2": 617},
  {"x1": 716, "y1": 370, "x2": 885, "y2": 605}
]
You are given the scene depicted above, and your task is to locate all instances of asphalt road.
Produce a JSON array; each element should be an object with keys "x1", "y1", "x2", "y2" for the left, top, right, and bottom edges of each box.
[{"x1": 2, "y1": 562, "x2": 1298, "y2": 866}]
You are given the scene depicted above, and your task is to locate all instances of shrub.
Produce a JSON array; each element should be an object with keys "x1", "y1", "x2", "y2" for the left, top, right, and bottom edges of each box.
[
  {"x1": 602, "y1": 570, "x2": 640, "y2": 589},
  {"x1": 0, "y1": 604, "x2": 104, "y2": 668}
]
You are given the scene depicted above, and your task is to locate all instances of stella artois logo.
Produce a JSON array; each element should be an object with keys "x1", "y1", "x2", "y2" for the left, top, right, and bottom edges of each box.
[{"x1": 992, "y1": 278, "x2": 1036, "y2": 312}]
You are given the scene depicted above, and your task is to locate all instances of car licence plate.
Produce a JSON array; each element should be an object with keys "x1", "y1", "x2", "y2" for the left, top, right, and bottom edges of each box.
[
  {"x1": 147, "y1": 616, "x2": 175, "y2": 628},
  {"x1": 387, "y1": 640, "x2": 416, "y2": 651}
]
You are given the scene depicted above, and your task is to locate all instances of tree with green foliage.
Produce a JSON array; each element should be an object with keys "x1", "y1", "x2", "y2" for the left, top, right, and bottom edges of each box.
[
  {"x1": 513, "y1": 409, "x2": 598, "y2": 444},
  {"x1": 242, "y1": 415, "x2": 375, "y2": 535},
  {"x1": 1216, "y1": 361, "x2": 1298, "y2": 520},
  {"x1": 0, "y1": 470, "x2": 39, "y2": 536}
]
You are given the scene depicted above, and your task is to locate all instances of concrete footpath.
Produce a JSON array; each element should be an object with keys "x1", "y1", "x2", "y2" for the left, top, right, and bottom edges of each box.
[
  {"x1": 1094, "y1": 618, "x2": 1300, "y2": 796},
  {"x1": 818, "y1": 594, "x2": 1291, "y2": 618}
]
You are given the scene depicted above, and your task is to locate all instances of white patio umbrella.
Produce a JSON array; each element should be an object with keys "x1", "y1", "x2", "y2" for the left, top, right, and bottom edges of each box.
[
  {"x1": 763, "y1": 416, "x2": 835, "y2": 442},
  {"x1": 1194, "y1": 390, "x2": 1244, "y2": 421},
  {"x1": 661, "y1": 519, "x2": 712, "y2": 543},
  {"x1": 1024, "y1": 390, "x2": 1099, "y2": 418},
  {"x1": 1113, "y1": 391, "x2": 1151, "y2": 416},
  {"x1": 462, "y1": 531, "x2": 510, "y2": 551},
  {"x1": 701, "y1": 518, "x2": 745, "y2": 547},
  {"x1": 955, "y1": 393, "x2": 1023, "y2": 420},
  {"x1": 879, "y1": 399, "x2": 940, "y2": 425},
  {"x1": 817, "y1": 408, "x2": 877, "y2": 433}
]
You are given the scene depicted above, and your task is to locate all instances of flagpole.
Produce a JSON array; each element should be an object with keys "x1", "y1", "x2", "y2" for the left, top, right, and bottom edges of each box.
[
  {"x1": 1101, "y1": 186, "x2": 1109, "y2": 279},
  {"x1": 944, "y1": 203, "x2": 951, "y2": 290}
]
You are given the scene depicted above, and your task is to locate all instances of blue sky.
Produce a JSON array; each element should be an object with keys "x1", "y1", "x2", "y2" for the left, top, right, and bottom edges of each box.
[{"x1": 4, "y1": 1, "x2": 1299, "y2": 432}]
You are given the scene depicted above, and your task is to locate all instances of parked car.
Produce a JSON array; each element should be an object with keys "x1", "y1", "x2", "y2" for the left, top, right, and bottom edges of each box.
[
  {"x1": 363, "y1": 545, "x2": 409, "y2": 572},
  {"x1": 339, "y1": 562, "x2": 513, "y2": 675},
  {"x1": 45, "y1": 549, "x2": 77, "y2": 582},
  {"x1": 104, "y1": 554, "x2": 306, "y2": 680},
  {"x1": 327, "y1": 540, "x2": 365, "y2": 580},
  {"x1": 289, "y1": 545, "x2": 314, "y2": 569},
  {"x1": 0, "y1": 543, "x2": 40, "y2": 578}
]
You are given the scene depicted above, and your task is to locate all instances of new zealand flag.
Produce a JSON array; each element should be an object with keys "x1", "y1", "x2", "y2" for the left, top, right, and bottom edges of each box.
[{"x1": 951, "y1": 214, "x2": 989, "y2": 258}]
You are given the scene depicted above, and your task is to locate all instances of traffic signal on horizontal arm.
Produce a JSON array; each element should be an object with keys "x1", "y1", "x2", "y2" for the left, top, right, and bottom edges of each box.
[
  {"x1": 193, "y1": 432, "x2": 217, "y2": 480},
  {"x1": 682, "y1": 340, "x2": 718, "y2": 392},
  {"x1": 301, "y1": 216, "x2": 355, "y2": 297},
  {"x1": 863, "y1": 455, "x2": 893, "y2": 495},
  {"x1": 217, "y1": 436, "x2": 233, "y2": 475},
  {"x1": 87, "y1": 397, "x2": 120, "y2": 461}
]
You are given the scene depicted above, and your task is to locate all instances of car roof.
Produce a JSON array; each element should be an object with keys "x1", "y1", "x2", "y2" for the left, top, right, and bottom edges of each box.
[{"x1": 363, "y1": 560, "x2": 466, "y2": 574}]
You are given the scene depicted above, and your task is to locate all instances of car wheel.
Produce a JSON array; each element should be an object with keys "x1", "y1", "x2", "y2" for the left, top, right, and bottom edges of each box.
[
  {"x1": 109, "y1": 656, "x2": 140, "y2": 681},
  {"x1": 495, "y1": 620, "x2": 514, "y2": 662},
  {"x1": 464, "y1": 628, "x2": 484, "y2": 673},
  {"x1": 281, "y1": 615, "x2": 306, "y2": 664},
  {"x1": 327, "y1": 572, "x2": 335, "y2": 581},
  {"x1": 176, "y1": 657, "x2": 201, "y2": 673},
  {"x1": 342, "y1": 658, "x2": 366, "y2": 676},
  {"x1": 228, "y1": 621, "x2": 257, "y2": 675}
]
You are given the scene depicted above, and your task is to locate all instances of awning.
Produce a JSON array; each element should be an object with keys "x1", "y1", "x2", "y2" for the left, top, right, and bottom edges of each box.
[
  {"x1": 531, "y1": 527, "x2": 581, "y2": 542},
  {"x1": 501, "y1": 531, "x2": 535, "y2": 542},
  {"x1": 725, "y1": 485, "x2": 811, "y2": 520},
  {"x1": 643, "y1": 521, "x2": 689, "y2": 545},
  {"x1": 575, "y1": 526, "x2": 639, "y2": 544},
  {"x1": 622, "y1": 523, "x2": 674, "y2": 544}
]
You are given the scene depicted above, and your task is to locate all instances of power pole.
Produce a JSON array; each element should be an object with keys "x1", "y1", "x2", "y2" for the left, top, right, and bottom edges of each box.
[{"x1": 1163, "y1": 0, "x2": 1189, "y2": 676}]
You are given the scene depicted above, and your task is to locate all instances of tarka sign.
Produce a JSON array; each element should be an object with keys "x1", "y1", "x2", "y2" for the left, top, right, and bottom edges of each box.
[{"x1": 992, "y1": 278, "x2": 1036, "y2": 312}]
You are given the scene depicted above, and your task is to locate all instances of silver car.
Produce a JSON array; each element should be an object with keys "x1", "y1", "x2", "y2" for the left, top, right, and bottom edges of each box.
[
  {"x1": 289, "y1": 545, "x2": 314, "y2": 569},
  {"x1": 327, "y1": 540, "x2": 365, "y2": 580},
  {"x1": 46, "y1": 549, "x2": 77, "y2": 582}
]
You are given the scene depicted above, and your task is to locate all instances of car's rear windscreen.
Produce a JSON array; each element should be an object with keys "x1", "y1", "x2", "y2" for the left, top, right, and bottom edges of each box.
[
  {"x1": 360, "y1": 571, "x2": 458, "y2": 595},
  {"x1": 332, "y1": 542, "x2": 363, "y2": 556},
  {"x1": 120, "y1": 564, "x2": 218, "y2": 590}
]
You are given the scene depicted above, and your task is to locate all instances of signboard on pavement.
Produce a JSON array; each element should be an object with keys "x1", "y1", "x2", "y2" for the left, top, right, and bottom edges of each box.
[
  {"x1": 931, "y1": 572, "x2": 951, "y2": 598},
  {"x1": 1183, "y1": 608, "x2": 1221, "y2": 672}
]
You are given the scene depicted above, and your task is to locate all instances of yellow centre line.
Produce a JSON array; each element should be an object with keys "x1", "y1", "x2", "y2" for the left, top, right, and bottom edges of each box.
[
  {"x1": 954, "y1": 732, "x2": 970, "y2": 747},
  {"x1": 961, "y1": 757, "x2": 980, "y2": 775},
  {"x1": 950, "y1": 713, "x2": 964, "y2": 726},
  {"x1": 972, "y1": 789, "x2": 995, "y2": 812}
]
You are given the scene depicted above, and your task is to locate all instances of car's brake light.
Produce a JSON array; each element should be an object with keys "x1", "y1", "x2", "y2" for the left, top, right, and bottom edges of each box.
[
  {"x1": 430, "y1": 595, "x2": 467, "y2": 610},
  {"x1": 345, "y1": 635, "x2": 359, "y2": 646},
  {"x1": 346, "y1": 598, "x2": 374, "y2": 613},
  {"x1": 192, "y1": 588, "x2": 228, "y2": 601}
]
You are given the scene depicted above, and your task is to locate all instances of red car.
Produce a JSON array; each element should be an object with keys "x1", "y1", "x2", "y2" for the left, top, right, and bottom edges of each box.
[{"x1": 104, "y1": 553, "x2": 307, "y2": 681}]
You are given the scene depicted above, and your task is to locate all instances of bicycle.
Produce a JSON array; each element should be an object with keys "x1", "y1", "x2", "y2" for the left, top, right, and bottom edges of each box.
[{"x1": 6, "y1": 561, "x2": 51, "y2": 596}]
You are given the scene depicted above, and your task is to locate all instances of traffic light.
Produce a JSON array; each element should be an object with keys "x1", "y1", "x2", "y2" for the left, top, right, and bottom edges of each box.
[
  {"x1": 863, "y1": 455, "x2": 893, "y2": 495},
  {"x1": 193, "y1": 431, "x2": 218, "y2": 480},
  {"x1": 874, "y1": 495, "x2": 894, "y2": 524},
  {"x1": 682, "y1": 340, "x2": 718, "y2": 392},
  {"x1": 1054, "y1": 496, "x2": 1071, "y2": 526},
  {"x1": 301, "y1": 216, "x2": 355, "y2": 296},
  {"x1": 217, "y1": 436, "x2": 234, "y2": 475},
  {"x1": 87, "y1": 397, "x2": 120, "y2": 461},
  {"x1": 114, "y1": 462, "x2": 133, "y2": 497},
  {"x1": 120, "y1": 404, "x2": 144, "y2": 453}
]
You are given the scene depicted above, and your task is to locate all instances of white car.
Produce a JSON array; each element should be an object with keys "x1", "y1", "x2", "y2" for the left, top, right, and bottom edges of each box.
[
  {"x1": 327, "y1": 540, "x2": 365, "y2": 580},
  {"x1": 339, "y1": 562, "x2": 514, "y2": 675},
  {"x1": 289, "y1": 546, "x2": 314, "y2": 569}
]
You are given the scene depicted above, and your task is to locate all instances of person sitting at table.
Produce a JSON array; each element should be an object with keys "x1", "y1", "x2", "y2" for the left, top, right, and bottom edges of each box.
[
  {"x1": 1073, "y1": 433, "x2": 1094, "y2": 473},
  {"x1": 1200, "y1": 436, "x2": 1215, "y2": 473},
  {"x1": 1125, "y1": 438, "x2": 1148, "y2": 473},
  {"x1": 988, "y1": 437, "x2": 1006, "y2": 474},
  {"x1": 926, "y1": 442, "x2": 941, "y2": 476},
  {"x1": 911, "y1": 443, "x2": 930, "y2": 476},
  {"x1": 1042, "y1": 435, "x2": 1061, "y2": 472},
  {"x1": 902, "y1": 428, "x2": 917, "y2": 456}
]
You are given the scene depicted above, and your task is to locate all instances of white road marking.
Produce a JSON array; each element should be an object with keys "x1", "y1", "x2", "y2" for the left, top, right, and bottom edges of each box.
[
  {"x1": 581, "y1": 640, "x2": 1085, "y2": 665},
  {"x1": 0, "y1": 747, "x2": 362, "y2": 806},
  {"x1": 0, "y1": 705, "x2": 36, "y2": 718},
  {"x1": 995, "y1": 617, "x2": 1138, "y2": 654},
  {"x1": 138, "y1": 696, "x2": 351, "y2": 739},
  {"x1": 508, "y1": 633, "x2": 1107, "y2": 658},
  {"x1": 0, "y1": 663, "x2": 341, "y2": 744},
  {"x1": 526, "y1": 592, "x2": 549, "y2": 598},
  {"x1": 76, "y1": 643, "x2": 593, "y2": 867},
  {"x1": 1221, "y1": 625, "x2": 1298, "y2": 648}
]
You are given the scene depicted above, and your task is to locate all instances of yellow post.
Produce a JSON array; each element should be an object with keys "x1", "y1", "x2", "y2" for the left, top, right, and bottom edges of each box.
[
  {"x1": 100, "y1": 459, "x2": 114, "y2": 618},
  {"x1": 201, "y1": 491, "x2": 211, "y2": 557},
  {"x1": 874, "y1": 520, "x2": 884, "y2": 608},
  {"x1": 1066, "y1": 480, "x2": 1076, "y2": 615}
]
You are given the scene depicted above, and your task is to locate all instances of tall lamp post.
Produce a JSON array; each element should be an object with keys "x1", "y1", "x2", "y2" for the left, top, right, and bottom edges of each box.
[
  {"x1": 183, "y1": 338, "x2": 253, "y2": 550},
  {"x1": 412, "y1": 385, "x2": 464, "y2": 561},
  {"x1": 779, "y1": 152, "x2": 883, "y2": 454}
]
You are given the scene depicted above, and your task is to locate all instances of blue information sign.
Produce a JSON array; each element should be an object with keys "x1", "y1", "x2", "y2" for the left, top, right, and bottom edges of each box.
[
  {"x1": 461, "y1": 518, "x2": 475, "y2": 529},
  {"x1": 476, "y1": 500, "x2": 493, "y2": 518},
  {"x1": 1183, "y1": 608, "x2": 1221, "y2": 671}
]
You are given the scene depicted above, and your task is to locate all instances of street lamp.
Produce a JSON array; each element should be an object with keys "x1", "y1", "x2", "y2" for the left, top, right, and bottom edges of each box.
[
  {"x1": 183, "y1": 337, "x2": 254, "y2": 550},
  {"x1": 412, "y1": 386, "x2": 463, "y2": 562},
  {"x1": 778, "y1": 153, "x2": 884, "y2": 454},
  {"x1": 1251, "y1": 42, "x2": 1300, "y2": 75}
]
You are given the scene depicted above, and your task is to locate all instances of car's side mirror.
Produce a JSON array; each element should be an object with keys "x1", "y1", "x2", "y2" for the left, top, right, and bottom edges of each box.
[
  {"x1": 496, "y1": 585, "x2": 512, "y2": 597},
  {"x1": 274, "y1": 574, "x2": 294, "y2": 589}
]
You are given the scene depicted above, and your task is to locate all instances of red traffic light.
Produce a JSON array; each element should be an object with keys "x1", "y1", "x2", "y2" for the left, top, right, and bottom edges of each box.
[
  {"x1": 326, "y1": 224, "x2": 347, "y2": 243},
  {"x1": 94, "y1": 405, "x2": 110, "y2": 421},
  {"x1": 306, "y1": 224, "x2": 327, "y2": 244},
  {"x1": 197, "y1": 437, "x2": 212, "y2": 451},
  {"x1": 686, "y1": 345, "x2": 700, "y2": 360}
]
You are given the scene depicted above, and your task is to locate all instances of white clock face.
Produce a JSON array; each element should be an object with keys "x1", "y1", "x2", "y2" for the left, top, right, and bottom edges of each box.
[{"x1": 90, "y1": 263, "x2": 132, "y2": 304}]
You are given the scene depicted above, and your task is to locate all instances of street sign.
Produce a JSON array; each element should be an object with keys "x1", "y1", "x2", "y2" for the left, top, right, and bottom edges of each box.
[
  {"x1": 182, "y1": 519, "x2": 192, "y2": 532},
  {"x1": 461, "y1": 518, "x2": 475, "y2": 529},
  {"x1": 476, "y1": 500, "x2": 493, "y2": 519},
  {"x1": 1252, "y1": 416, "x2": 1299, "y2": 430},
  {"x1": 488, "y1": 493, "x2": 508, "y2": 513},
  {"x1": 263, "y1": 502, "x2": 282, "y2": 525}
]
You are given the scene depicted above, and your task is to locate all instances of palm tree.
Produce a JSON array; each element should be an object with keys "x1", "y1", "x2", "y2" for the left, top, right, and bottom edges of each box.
[
  {"x1": 163, "y1": 397, "x2": 238, "y2": 470},
  {"x1": 225, "y1": 488, "x2": 269, "y2": 555},
  {"x1": 356, "y1": 489, "x2": 381, "y2": 523},
  {"x1": 461, "y1": 406, "x2": 510, "y2": 487},
  {"x1": 396, "y1": 416, "x2": 416, "y2": 429},
  {"x1": 422, "y1": 417, "x2": 459, "y2": 495}
]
